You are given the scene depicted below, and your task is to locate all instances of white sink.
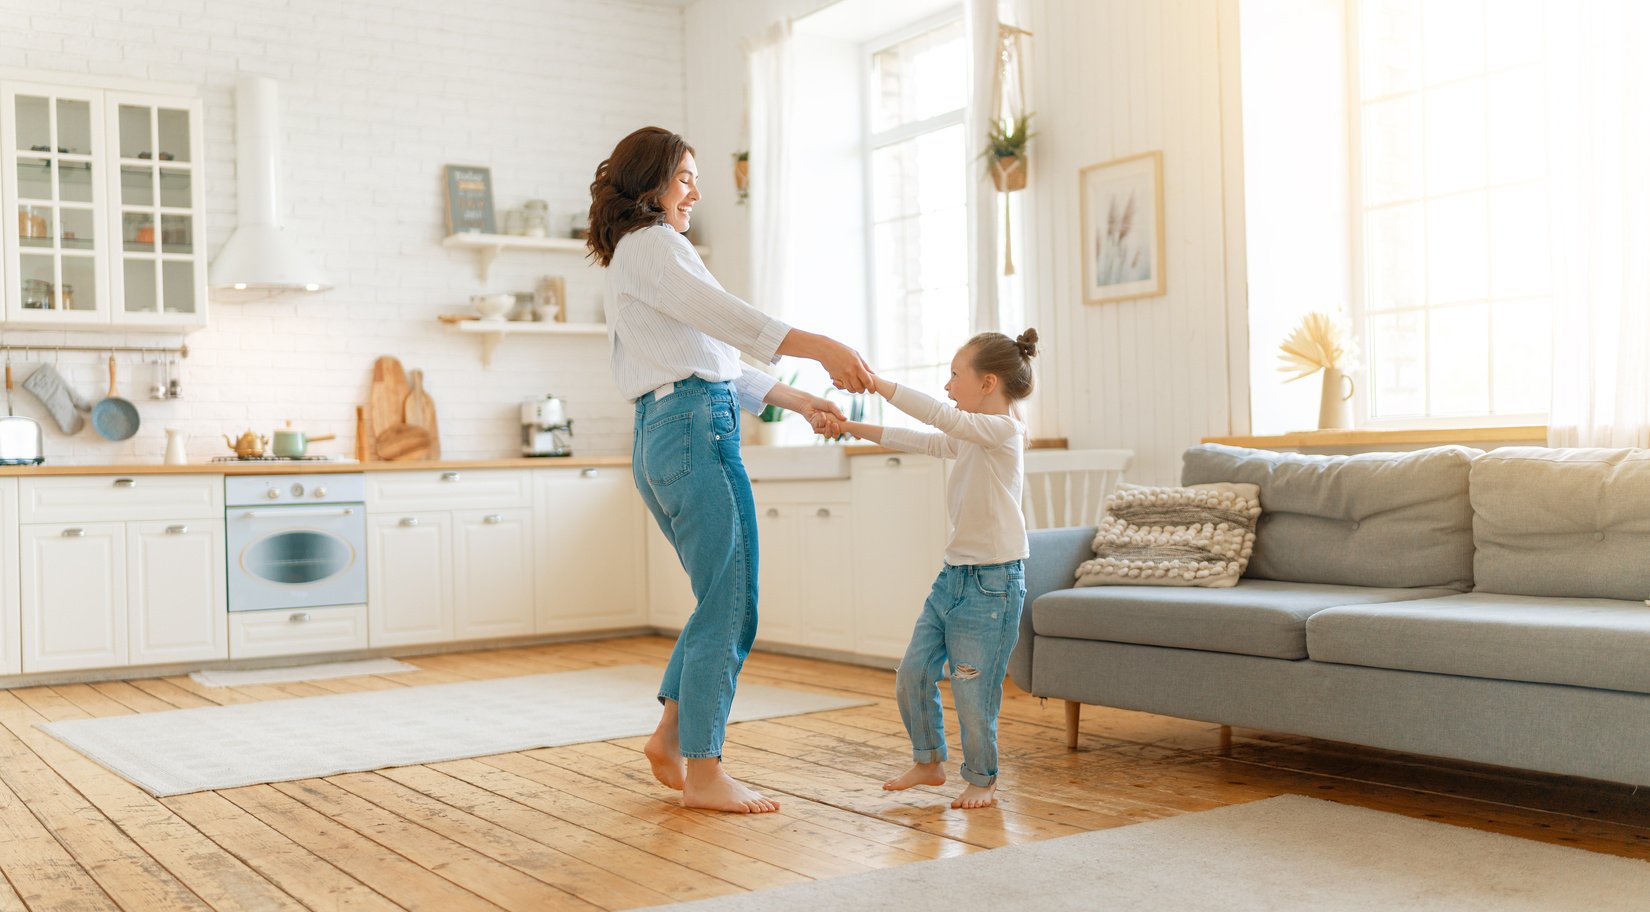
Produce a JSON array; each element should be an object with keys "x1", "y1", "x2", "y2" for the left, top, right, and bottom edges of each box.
[{"x1": 740, "y1": 445, "x2": 850, "y2": 481}]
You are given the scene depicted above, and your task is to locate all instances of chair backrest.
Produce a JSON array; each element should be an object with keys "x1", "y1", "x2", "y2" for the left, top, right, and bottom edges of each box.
[{"x1": 1022, "y1": 448, "x2": 1134, "y2": 530}]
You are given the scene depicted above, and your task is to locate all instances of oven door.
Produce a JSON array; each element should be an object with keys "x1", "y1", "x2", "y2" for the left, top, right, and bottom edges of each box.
[{"x1": 226, "y1": 504, "x2": 368, "y2": 612}]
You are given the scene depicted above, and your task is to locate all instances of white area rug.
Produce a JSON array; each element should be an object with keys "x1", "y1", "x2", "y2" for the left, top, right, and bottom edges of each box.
[
  {"x1": 189, "y1": 657, "x2": 417, "y2": 688},
  {"x1": 40, "y1": 664, "x2": 869, "y2": 797},
  {"x1": 656, "y1": 795, "x2": 1650, "y2": 912}
]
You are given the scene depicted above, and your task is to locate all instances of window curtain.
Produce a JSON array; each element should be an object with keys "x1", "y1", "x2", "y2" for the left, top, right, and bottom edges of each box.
[
  {"x1": 745, "y1": 20, "x2": 794, "y2": 321},
  {"x1": 964, "y1": 0, "x2": 1000, "y2": 334},
  {"x1": 1546, "y1": 1, "x2": 1650, "y2": 448}
]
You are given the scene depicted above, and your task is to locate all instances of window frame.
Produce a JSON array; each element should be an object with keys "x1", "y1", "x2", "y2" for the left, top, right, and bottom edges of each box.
[
  {"x1": 860, "y1": 10, "x2": 968, "y2": 384},
  {"x1": 1344, "y1": 0, "x2": 1549, "y2": 430}
]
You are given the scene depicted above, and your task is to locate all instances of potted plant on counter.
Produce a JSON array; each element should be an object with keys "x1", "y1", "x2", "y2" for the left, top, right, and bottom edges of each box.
[{"x1": 746, "y1": 370, "x2": 796, "y2": 445}]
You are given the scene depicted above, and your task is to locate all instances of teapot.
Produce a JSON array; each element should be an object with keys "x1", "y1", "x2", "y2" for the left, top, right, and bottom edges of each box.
[{"x1": 224, "y1": 430, "x2": 269, "y2": 459}]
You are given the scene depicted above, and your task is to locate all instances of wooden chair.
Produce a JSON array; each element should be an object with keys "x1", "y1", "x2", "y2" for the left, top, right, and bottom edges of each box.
[{"x1": 1021, "y1": 448, "x2": 1133, "y2": 531}]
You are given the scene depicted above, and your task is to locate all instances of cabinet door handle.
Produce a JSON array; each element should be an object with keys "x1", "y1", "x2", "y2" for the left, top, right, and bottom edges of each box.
[
  {"x1": 483, "y1": 513, "x2": 502, "y2": 524},
  {"x1": 399, "y1": 517, "x2": 419, "y2": 527},
  {"x1": 61, "y1": 527, "x2": 84, "y2": 537},
  {"x1": 113, "y1": 478, "x2": 136, "y2": 487},
  {"x1": 440, "y1": 472, "x2": 460, "y2": 482},
  {"x1": 165, "y1": 524, "x2": 188, "y2": 535},
  {"x1": 885, "y1": 457, "x2": 902, "y2": 468},
  {"x1": 581, "y1": 468, "x2": 599, "y2": 478},
  {"x1": 816, "y1": 508, "x2": 831, "y2": 518},
  {"x1": 289, "y1": 611, "x2": 311, "y2": 623},
  {"x1": 765, "y1": 508, "x2": 779, "y2": 518}
]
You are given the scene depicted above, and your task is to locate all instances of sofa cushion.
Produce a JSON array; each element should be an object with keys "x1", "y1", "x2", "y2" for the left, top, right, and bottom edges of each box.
[
  {"x1": 1307, "y1": 592, "x2": 1650, "y2": 694},
  {"x1": 1471, "y1": 447, "x2": 1650, "y2": 600},
  {"x1": 1033, "y1": 580, "x2": 1457, "y2": 660},
  {"x1": 1181, "y1": 443, "x2": 1478, "y2": 590}
]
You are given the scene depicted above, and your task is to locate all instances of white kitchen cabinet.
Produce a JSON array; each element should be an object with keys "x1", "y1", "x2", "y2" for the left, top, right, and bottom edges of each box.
[
  {"x1": 366, "y1": 511, "x2": 453, "y2": 647},
  {"x1": 127, "y1": 519, "x2": 226, "y2": 665},
  {"x1": 799, "y1": 502, "x2": 854, "y2": 651},
  {"x1": 645, "y1": 519, "x2": 696, "y2": 630},
  {"x1": 0, "y1": 479, "x2": 20, "y2": 675},
  {"x1": 753, "y1": 501, "x2": 802, "y2": 644},
  {"x1": 534, "y1": 466, "x2": 647, "y2": 634},
  {"x1": 850, "y1": 454, "x2": 948, "y2": 660},
  {"x1": 452, "y1": 507, "x2": 535, "y2": 639},
  {"x1": 0, "y1": 79, "x2": 207, "y2": 329},
  {"x1": 749, "y1": 482, "x2": 853, "y2": 651},
  {"x1": 21, "y1": 521, "x2": 126, "y2": 673},
  {"x1": 229, "y1": 605, "x2": 368, "y2": 660}
]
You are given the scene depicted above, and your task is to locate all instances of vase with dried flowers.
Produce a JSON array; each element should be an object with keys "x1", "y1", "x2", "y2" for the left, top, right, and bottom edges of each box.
[
  {"x1": 1277, "y1": 312, "x2": 1359, "y2": 430},
  {"x1": 732, "y1": 150, "x2": 750, "y2": 205}
]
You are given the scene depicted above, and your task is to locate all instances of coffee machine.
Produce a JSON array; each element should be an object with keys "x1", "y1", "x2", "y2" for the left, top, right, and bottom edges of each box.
[{"x1": 521, "y1": 394, "x2": 574, "y2": 457}]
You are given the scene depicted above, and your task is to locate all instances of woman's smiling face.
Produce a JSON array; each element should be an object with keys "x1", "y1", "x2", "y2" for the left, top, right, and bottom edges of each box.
[{"x1": 659, "y1": 151, "x2": 700, "y2": 232}]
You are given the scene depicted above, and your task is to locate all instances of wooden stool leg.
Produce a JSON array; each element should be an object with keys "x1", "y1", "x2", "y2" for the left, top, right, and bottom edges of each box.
[
  {"x1": 1065, "y1": 700, "x2": 1081, "y2": 749},
  {"x1": 1219, "y1": 724, "x2": 1232, "y2": 754}
]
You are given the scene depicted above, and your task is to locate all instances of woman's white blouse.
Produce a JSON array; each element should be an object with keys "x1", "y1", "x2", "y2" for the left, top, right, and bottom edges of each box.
[{"x1": 605, "y1": 224, "x2": 792, "y2": 415}]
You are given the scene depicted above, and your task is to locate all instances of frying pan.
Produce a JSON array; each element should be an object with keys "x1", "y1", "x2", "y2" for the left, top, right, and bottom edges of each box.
[{"x1": 91, "y1": 355, "x2": 140, "y2": 441}]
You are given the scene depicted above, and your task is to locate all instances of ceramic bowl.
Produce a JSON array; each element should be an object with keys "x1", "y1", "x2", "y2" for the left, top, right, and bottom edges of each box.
[{"x1": 471, "y1": 293, "x2": 514, "y2": 321}]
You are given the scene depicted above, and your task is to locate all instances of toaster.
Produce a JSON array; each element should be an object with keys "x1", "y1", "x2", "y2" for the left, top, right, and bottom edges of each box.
[{"x1": 0, "y1": 415, "x2": 44, "y2": 465}]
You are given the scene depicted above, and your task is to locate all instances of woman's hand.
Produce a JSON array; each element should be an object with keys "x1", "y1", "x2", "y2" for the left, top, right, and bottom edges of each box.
[
  {"x1": 778, "y1": 330, "x2": 876, "y2": 393},
  {"x1": 802, "y1": 395, "x2": 846, "y2": 438}
]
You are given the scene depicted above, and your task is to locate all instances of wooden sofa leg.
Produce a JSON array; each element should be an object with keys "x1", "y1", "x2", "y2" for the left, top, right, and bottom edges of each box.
[
  {"x1": 1065, "y1": 700, "x2": 1081, "y2": 749},
  {"x1": 1219, "y1": 724, "x2": 1232, "y2": 754}
]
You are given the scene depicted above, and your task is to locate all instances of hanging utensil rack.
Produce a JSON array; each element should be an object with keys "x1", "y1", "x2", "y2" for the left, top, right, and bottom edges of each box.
[{"x1": 0, "y1": 343, "x2": 188, "y2": 358}]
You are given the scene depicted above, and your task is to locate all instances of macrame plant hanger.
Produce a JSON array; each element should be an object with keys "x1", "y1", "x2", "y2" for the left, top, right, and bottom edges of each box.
[{"x1": 991, "y1": 23, "x2": 1031, "y2": 276}]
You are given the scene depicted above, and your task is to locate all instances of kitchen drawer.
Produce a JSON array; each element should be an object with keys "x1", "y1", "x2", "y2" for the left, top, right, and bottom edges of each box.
[
  {"x1": 749, "y1": 479, "x2": 851, "y2": 505},
  {"x1": 366, "y1": 469, "x2": 530, "y2": 512},
  {"x1": 228, "y1": 605, "x2": 368, "y2": 659},
  {"x1": 20, "y1": 474, "x2": 223, "y2": 523}
]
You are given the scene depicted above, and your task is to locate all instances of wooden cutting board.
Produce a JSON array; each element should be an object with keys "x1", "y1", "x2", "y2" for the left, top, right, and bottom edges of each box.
[
  {"x1": 403, "y1": 369, "x2": 440, "y2": 460},
  {"x1": 369, "y1": 356, "x2": 410, "y2": 443},
  {"x1": 376, "y1": 423, "x2": 431, "y2": 461}
]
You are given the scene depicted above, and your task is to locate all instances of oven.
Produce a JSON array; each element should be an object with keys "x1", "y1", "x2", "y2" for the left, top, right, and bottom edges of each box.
[{"x1": 225, "y1": 474, "x2": 367, "y2": 613}]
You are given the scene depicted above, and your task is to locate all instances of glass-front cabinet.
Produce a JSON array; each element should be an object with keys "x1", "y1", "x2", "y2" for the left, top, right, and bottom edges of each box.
[{"x1": 0, "y1": 80, "x2": 206, "y2": 329}]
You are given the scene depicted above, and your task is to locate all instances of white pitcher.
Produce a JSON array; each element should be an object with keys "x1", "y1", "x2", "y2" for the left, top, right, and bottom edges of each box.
[{"x1": 163, "y1": 427, "x2": 189, "y2": 465}]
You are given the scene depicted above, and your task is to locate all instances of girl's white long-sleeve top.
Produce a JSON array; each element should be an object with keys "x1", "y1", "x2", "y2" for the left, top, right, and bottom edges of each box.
[
  {"x1": 605, "y1": 224, "x2": 792, "y2": 415},
  {"x1": 879, "y1": 383, "x2": 1029, "y2": 566}
]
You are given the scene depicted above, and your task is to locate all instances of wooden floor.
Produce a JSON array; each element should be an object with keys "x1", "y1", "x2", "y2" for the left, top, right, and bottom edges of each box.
[{"x1": 1, "y1": 636, "x2": 1648, "y2": 911}]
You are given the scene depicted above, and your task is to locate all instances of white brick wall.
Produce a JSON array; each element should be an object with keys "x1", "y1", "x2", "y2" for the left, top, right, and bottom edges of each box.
[{"x1": 0, "y1": 0, "x2": 686, "y2": 464}]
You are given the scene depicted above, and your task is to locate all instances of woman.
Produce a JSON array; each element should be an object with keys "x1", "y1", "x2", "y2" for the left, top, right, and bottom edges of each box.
[{"x1": 589, "y1": 126, "x2": 874, "y2": 814}]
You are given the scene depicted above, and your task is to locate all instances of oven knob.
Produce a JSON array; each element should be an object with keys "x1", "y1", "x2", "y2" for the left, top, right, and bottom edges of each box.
[
  {"x1": 313, "y1": 486, "x2": 328, "y2": 498},
  {"x1": 265, "y1": 488, "x2": 280, "y2": 500},
  {"x1": 291, "y1": 483, "x2": 306, "y2": 497}
]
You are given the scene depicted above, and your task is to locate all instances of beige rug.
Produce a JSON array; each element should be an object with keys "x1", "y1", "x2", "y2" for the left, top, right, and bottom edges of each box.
[
  {"x1": 655, "y1": 795, "x2": 1650, "y2": 911},
  {"x1": 39, "y1": 664, "x2": 869, "y2": 797},
  {"x1": 189, "y1": 657, "x2": 417, "y2": 687}
]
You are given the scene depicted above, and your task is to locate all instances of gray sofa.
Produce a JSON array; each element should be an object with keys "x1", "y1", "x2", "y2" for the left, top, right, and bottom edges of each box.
[{"x1": 1009, "y1": 443, "x2": 1650, "y2": 787}]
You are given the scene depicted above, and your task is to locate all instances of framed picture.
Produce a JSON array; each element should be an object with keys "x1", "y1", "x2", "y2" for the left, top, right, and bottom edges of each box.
[
  {"x1": 1079, "y1": 151, "x2": 1165, "y2": 304},
  {"x1": 443, "y1": 164, "x2": 496, "y2": 235}
]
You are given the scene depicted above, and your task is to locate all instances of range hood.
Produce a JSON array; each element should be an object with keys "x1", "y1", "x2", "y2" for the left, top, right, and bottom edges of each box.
[{"x1": 208, "y1": 75, "x2": 331, "y2": 292}]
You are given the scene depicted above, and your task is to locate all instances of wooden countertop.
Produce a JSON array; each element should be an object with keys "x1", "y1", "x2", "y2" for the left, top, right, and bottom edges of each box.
[{"x1": 0, "y1": 457, "x2": 632, "y2": 477}]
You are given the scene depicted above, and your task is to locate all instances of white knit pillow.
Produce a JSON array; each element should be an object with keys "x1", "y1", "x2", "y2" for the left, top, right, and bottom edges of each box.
[{"x1": 1075, "y1": 482, "x2": 1262, "y2": 588}]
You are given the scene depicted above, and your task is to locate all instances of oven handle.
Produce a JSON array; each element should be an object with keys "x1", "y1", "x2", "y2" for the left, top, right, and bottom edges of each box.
[{"x1": 237, "y1": 507, "x2": 358, "y2": 519}]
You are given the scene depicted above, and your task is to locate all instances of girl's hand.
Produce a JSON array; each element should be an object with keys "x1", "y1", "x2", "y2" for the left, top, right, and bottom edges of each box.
[{"x1": 804, "y1": 396, "x2": 846, "y2": 438}]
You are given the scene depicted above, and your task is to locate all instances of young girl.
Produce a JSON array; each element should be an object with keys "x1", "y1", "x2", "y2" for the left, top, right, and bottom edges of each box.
[{"x1": 832, "y1": 329, "x2": 1038, "y2": 809}]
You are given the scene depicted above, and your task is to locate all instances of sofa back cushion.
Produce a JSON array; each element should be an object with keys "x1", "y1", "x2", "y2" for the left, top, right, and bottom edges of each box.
[
  {"x1": 1472, "y1": 447, "x2": 1650, "y2": 599},
  {"x1": 1181, "y1": 443, "x2": 1478, "y2": 590}
]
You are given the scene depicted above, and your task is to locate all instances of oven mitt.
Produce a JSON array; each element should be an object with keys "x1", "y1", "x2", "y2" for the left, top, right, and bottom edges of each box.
[{"x1": 21, "y1": 364, "x2": 93, "y2": 434}]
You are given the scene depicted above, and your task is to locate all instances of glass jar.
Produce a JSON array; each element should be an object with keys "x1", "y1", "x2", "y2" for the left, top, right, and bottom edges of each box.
[
  {"x1": 17, "y1": 206, "x2": 47, "y2": 239},
  {"x1": 522, "y1": 199, "x2": 549, "y2": 238},
  {"x1": 21, "y1": 278, "x2": 52, "y2": 310}
]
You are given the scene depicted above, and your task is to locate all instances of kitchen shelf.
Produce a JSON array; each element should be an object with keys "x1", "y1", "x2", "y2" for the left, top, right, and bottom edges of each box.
[
  {"x1": 442, "y1": 232, "x2": 710, "y2": 282},
  {"x1": 446, "y1": 318, "x2": 607, "y2": 366}
]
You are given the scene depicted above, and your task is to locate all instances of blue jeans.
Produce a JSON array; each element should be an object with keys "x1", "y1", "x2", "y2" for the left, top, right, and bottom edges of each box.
[
  {"x1": 632, "y1": 377, "x2": 759, "y2": 759},
  {"x1": 895, "y1": 561, "x2": 1027, "y2": 787}
]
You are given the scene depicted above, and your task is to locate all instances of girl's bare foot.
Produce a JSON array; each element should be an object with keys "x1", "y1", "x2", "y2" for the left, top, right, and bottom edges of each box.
[
  {"x1": 682, "y1": 758, "x2": 779, "y2": 813},
  {"x1": 951, "y1": 781, "x2": 997, "y2": 809},
  {"x1": 644, "y1": 701, "x2": 686, "y2": 790},
  {"x1": 882, "y1": 762, "x2": 946, "y2": 791}
]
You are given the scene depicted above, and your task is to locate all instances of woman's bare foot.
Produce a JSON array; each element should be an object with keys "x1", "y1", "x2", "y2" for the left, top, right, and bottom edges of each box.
[
  {"x1": 951, "y1": 781, "x2": 998, "y2": 809},
  {"x1": 682, "y1": 758, "x2": 780, "y2": 813},
  {"x1": 882, "y1": 762, "x2": 946, "y2": 791},
  {"x1": 643, "y1": 701, "x2": 685, "y2": 790}
]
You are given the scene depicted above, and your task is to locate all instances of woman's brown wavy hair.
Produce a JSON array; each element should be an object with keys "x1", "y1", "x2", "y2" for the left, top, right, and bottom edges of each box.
[{"x1": 586, "y1": 127, "x2": 695, "y2": 267}]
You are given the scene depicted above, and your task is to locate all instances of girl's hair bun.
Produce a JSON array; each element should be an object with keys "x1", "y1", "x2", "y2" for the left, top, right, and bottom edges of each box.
[{"x1": 1015, "y1": 328, "x2": 1039, "y2": 360}]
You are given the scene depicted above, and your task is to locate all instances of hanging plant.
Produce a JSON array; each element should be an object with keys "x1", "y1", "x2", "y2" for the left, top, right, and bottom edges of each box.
[
  {"x1": 732, "y1": 150, "x2": 750, "y2": 205},
  {"x1": 982, "y1": 113, "x2": 1034, "y2": 193}
]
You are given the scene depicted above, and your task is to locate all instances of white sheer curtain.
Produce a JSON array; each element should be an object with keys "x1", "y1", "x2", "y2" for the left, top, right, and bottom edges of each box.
[
  {"x1": 1546, "y1": 1, "x2": 1650, "y2": 448},
  {"x1": 745, "y1": 20, "x2": 793, "y2": 321},
  {"x1": 964, "y1": 0, "x2": 999, "y2": 334}
]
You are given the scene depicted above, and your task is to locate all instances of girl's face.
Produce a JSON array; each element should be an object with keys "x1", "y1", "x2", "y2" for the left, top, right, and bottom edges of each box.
[
  {"x1": 659, "y1": 151, "x2": 700, "y2": 232},
  {"x1": 944, "y1": 345, "x2": 999, "y2": 413}
]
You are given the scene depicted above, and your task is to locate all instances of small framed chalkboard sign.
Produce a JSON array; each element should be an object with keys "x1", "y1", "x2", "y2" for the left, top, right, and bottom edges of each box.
[{"x1": 443, "y1": 164, "x2": 496, "y2": 235}]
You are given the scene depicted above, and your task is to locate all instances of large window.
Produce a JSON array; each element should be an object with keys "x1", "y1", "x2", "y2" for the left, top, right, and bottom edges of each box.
[
  {"x1": 1354, "y1": 0, "x2": 1551, "y2": 422},
  {"x1": 866, "y1": 19, "x2": 969, "y2": 397}
]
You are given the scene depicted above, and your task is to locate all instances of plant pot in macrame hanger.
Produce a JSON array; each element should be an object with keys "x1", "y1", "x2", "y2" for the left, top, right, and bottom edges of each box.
[
  {"x1": 991, "y1": 155, "x2": 1027, "y2": 192},
  {"x1": 733, "y1": 159, "x2": 749, "y2": 193}
]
